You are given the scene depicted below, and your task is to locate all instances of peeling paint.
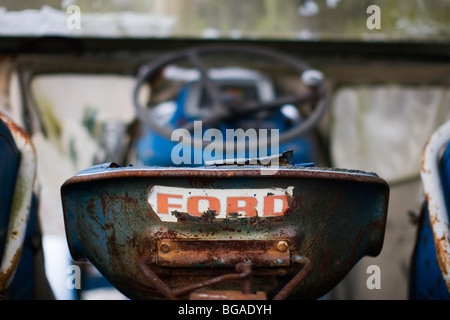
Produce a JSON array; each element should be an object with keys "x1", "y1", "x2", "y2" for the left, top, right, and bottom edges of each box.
[
  {"x1": 61, "y1": 162, "x2": 389, "y2": 299},
  {"x1": 420, "y1": 120, "x2": 450, "y2": 291},
  {"x1": 0, "y1": 112, "x2": 36, "y2": 293}
]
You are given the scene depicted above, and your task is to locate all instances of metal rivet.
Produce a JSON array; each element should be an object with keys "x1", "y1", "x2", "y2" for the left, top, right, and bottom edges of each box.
[
  {"x1": 160, "y1": 243, "x2": 170, "y2": 253},
  {"x1": 276, "y1": 241, "x2": 288, "y2": 252}
]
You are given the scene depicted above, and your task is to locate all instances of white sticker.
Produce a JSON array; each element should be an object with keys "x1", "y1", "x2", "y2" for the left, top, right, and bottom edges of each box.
[{"x1": 148, "y1": 185, "x2": 294, "y2": 222}]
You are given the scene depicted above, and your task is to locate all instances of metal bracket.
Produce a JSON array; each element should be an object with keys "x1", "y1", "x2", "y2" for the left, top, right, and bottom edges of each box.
[
  {"x1": 138, "y1": 254, "x2": 312, "y2": 300},
  {"x1": 156, "y1": 239, "x2": 290, "y2": 268}
]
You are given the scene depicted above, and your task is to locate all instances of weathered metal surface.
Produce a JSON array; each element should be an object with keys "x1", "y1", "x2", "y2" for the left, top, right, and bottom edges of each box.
[
  {"x1": 156, "y1": 240, "x2": 290, "y2": 268},
  {"x1": 0, "y1": 112, "x2": 37, "y2": 295},
  {"x1": 61, "y1": 162, "x2": 389, "y2": 299},
  {"x1": 0, "y1": 115, "x2": 20, "y2": 297},
  {"x1": 420, "y1": 120, "x2": 450, "y2": 292}
]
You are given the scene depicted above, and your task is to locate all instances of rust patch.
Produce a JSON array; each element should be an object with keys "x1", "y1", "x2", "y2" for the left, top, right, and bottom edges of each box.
[
  {"x1": 426, "y1": 213, "x2": 449, "y2": 276},
  {"x1": 155, "y1": 239, "x2": 290, "y2": 268},
  {"x1": 421, "y1": 140, "x2": 431, "y2": 173},
  {"x1": 0, "y1": 113, "x2": 34, "y2": 149},
  {"x1": 434, "y1": 235, "x2": 449, "y2": 276},
  {"x1": 11, "y1": 230, "x2": 19, "y2": 240},
  {"x1": 0, "y1": 247, "x2": 23, "y2": 293},
  {"x1": 62, "y1": 166, "x2": 388, "y2": 188},
  {"x1": 172, "y1": 209, "x2": 218, "y2": 223}
]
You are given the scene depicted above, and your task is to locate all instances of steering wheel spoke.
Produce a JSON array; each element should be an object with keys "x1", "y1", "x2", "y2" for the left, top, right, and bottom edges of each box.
[{"x1": 187, "y1": 49, "x2": 224, "y2": 114}]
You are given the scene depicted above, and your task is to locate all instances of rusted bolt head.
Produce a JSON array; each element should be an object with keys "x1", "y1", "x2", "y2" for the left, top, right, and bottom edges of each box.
[
  {"x1": 276, "y1": 241, "x2": 288, "y2": 252},
  {"x1": 160, "y1": 243, "x2": 170, "y2": 253}
]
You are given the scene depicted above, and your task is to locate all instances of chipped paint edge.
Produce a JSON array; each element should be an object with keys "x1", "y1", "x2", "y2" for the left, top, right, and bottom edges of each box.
[
  {"x1": 420, "y1": 120, "x2": 450, "y2": 292},
  {"x1": 0, "y1": 112, "x2": 37, "y2": 293}
]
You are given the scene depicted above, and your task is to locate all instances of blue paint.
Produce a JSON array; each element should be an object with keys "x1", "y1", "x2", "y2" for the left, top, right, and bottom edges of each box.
[
  {"x1": 134, "y1": 72, "x2": 318, "y2": 167},
  {"x1": 294, "y1": 162, "x2": 315, "y2": 167},
  {"x1": 410, "y1": 142, "x2": 450, "y2": 300}
]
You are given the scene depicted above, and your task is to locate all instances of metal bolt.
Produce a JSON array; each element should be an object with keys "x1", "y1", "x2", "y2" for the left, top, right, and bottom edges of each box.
[
  {"x1": 160, "y1": 243, "x2": 170, "y2": 253},
  {"x1": 276, "y1": 241, "x2": 288, "y2": 252}
]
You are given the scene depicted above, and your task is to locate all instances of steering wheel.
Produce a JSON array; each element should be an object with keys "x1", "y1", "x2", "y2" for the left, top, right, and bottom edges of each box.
[{"x1": 133, "y1": 43, "x2": 327, "y2": 150}]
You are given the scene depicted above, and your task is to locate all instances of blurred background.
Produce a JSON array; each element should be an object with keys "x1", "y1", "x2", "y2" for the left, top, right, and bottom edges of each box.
[{"x1": 0, "y1": 0, "x2": 449, "y2": 300}]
